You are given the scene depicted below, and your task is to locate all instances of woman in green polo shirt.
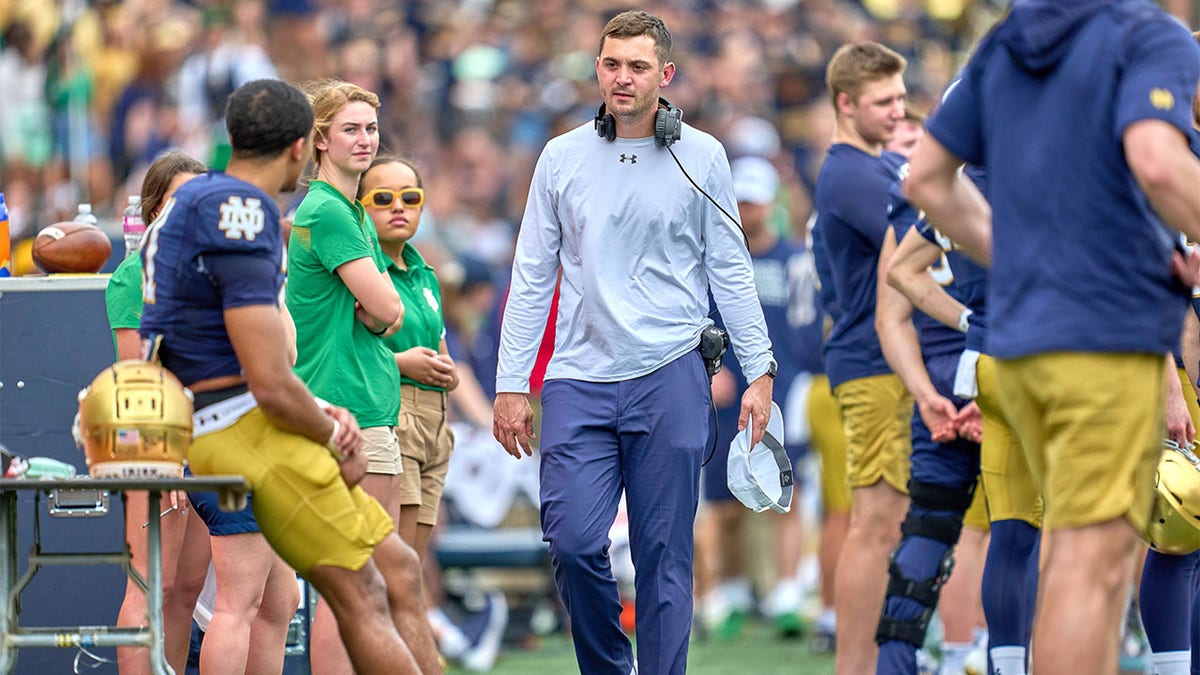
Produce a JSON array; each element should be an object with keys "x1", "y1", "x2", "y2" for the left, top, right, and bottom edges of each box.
[
  {"x1": 358, "y1": 156, "x2": 459, "y2": 560},
  {"x1": 358, "y1": 156, "x2": 509, "y2": 668},
  {"x1": 286, "y1": 80, "x2": 411, "y2": 673}
]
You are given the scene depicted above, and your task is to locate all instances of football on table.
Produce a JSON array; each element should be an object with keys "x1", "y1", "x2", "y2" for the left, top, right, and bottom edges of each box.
[{"x1": 32, "y1": 222, "x2": 112, "y2": 274}]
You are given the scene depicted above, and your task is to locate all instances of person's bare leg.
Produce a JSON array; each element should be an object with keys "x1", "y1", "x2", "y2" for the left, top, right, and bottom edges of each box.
[
  {"x1": 361, "y1": 473, "x2": 402, "y2": 526},
  {"x1": 310, "y1": 472, "x2": 401, "y2": 675},
  {"x1": 693, "y1": 505, "x2": 719, "y2": 608},
  {"x1": 834, "y1": 482, "x2": 908, "y2": 675},
  {"x1": 715, "y1": 501, "x2": 748, "y2": 583},
  {"x1": 308, "y1": 559, "x2": 425, "y2": 674},
  {"x1": 414, "y1": 523, "x2": 435, "y2": 562},
  {"x1": 1030, "y1": 519, "x2": 1141, "y2": 675},
  {"x1": 308, "y1": 599, "x2": 350, "y2": 675},
  {"x1": 374, "y1": 533, "x2": 442, "y2": 673},
  {"x1": 396, "y1": 504, "x2": 421, "y2": 551},
  {"x1": 820, "y1": 510, "x2": 850, "y2": 612},
  {"x1": 199, "y1": 533, "x2": 287, "y2": 674},
  {"x1": 245, "y1": 554, "x2": 300, "y2": 675},
  {"x1": 165, "y1": 508, "x2": 211, "y2": 673},
  {"x1": 939, "y1": 525, "x2": 987, "y2": 645},
  {"x1": 118, "y1": 492, "x2": 194, "y2": 674},
  {"x1": 772, "y1": 486, "x2": 805, "y2": 584}
]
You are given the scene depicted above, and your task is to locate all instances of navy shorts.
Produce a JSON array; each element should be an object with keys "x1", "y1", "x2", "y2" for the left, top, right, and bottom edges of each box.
[
  {"x1": 909, "y1": 351, "x2": 980, "y2": 490},
  {"x1": 185, "y1": 466, "x2": 260, "y2": 536}
]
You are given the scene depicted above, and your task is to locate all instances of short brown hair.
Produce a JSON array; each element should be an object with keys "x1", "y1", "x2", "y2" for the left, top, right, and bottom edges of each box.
[
  {"x1": 301, "y1": 79, "x2": 381, "y2": 168},
  {"x1": 598, "y1": 10, "x2": 671, "y2": 66},
  {"x1": 141, "y1": 150, "x2": 205, "y2": 222},
  {"x1": 903, "y1": 105, "x2": 926, "y2": 124},
  {"x1": 825, "y1": 42, "x2": 907, "y2": 109}
]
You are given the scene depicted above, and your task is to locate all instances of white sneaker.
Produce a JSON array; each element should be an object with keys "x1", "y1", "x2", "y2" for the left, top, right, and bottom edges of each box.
[
  {"x1": 429, "y1": 606, "x2": 470, "y2": 659},
  {"x1": 761, "y1": 578, "x2": 802, "y2": 618},
  {"x1": 460, "y1": 591, "x2": 509, "y2": 672},
  {"x1": 963, "y1": 645, "x2": 987, "y2": 675}
]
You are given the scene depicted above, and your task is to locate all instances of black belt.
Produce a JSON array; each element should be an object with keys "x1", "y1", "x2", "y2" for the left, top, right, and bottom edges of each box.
[{"x1": 192, "y1": 383, "x2": 250, "y2": 411}]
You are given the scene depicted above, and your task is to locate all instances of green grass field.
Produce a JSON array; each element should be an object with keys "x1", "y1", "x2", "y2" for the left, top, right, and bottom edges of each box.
[{"x1": 447, "y1": 619, "x2": 836, "y2": 675}]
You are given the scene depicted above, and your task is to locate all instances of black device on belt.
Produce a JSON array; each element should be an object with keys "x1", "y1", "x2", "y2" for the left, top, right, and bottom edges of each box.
[{"x1": 698, "y1": 326, "x2": 730, "y2": 379}]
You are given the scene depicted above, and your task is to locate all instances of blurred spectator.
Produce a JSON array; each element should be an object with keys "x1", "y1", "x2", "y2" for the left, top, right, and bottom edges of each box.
[
  {"x1": 44, "y1": 24, "x2": 114, "y2": 224},
  {"x1": 0, "y1": 1, "x2": 1015, "y2": 280},
  {"x1": 436, "y1": 125, "x2": 517, "y2": 274},
  {"x1": 0, "y1": 19, "x2": 51, "y2": 238},
  {"x1": 176, "y1": 5, "x2": 276, "y2": 168}
]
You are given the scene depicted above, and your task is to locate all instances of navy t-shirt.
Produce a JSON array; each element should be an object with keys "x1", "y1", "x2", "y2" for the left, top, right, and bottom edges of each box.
[
  {"x1": 910, "y1": 168, "x2": 991, "y2": 355},
  {"x1": 813, "y1": 143, "x2": 907, "y2": 387},
  {"x1": 140, "y1": 171, "x2": 286, "y2": 386},
  {"x1": 927, "y1": 0, "x2": 1197, "y2": 358},
  {"x1": 887, "y1": 180, "x2": 964, "y2": 360}
]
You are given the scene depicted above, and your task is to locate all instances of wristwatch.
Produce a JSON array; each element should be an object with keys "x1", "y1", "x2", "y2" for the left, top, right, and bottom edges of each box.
[{"x1": 764, "y1": 359, "x2": 778, "y2": 379}]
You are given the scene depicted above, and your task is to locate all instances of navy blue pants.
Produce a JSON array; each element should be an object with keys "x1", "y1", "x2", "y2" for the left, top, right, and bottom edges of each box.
[
  {"x1": 877, "y1": 351, "x2": 981, "y2": 674},
  {"x1": 539, "y1": 351, "x2": 711, "y2": 675},
  {"x1": 1140, "y1": 549, "x2": 1200, "y2": 659}
]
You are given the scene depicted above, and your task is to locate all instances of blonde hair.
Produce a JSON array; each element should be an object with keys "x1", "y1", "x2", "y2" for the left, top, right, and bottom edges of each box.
[
  {"x1": 825, "y1": 42, "x2": 906, "y2": 109},
  {"x1": 301, "y1": 79, "x2": 381, "y2": 168}
]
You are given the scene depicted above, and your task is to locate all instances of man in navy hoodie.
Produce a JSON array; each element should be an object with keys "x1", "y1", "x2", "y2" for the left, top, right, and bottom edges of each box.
[{"x1": 904, "y1": 1, "x2": 1200, "y2": 672}]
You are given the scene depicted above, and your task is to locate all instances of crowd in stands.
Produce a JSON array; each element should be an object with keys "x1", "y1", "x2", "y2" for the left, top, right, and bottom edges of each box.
[{"x1": 0, "y1": 0, "x2": 1005, "y2": 257}]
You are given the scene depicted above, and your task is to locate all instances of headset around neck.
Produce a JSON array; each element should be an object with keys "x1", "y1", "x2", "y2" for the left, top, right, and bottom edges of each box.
[{"x1": 595, "y1": 96, "x2": 683, "y2": 147}]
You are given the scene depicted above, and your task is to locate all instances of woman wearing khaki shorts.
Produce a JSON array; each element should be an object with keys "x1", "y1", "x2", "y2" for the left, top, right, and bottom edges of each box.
[
  {"x1": 287, "y1": 81, "x2": 412, "y2": 673},
  {"x1": 359, "y1": 155, "x2": 459, "y2": 557}
]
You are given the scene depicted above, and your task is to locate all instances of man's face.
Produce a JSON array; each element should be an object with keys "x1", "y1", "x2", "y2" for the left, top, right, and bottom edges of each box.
[
  {"x1": 842, "y1": 73, "x2": 907, "y2": 146},
  {"x1": 595, "y1": 35, "x2": 674, "y2": 124},
  {"x1": 886, "y1": 118, "x2": 925, "y2": 159}
]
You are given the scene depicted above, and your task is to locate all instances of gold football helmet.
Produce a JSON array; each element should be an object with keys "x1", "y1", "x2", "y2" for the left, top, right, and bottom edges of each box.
[
  {"x1": 1144, "y1": 439, "x2": 1200, "y2": 555},
  {"x1": 77, "y1": 360, "x2": 193, "y2": 478}
]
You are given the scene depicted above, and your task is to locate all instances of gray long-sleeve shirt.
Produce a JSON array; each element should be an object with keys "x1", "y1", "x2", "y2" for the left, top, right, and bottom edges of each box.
[{"x1": 496, "y1": 121, "x2": 773, "y2": 393}]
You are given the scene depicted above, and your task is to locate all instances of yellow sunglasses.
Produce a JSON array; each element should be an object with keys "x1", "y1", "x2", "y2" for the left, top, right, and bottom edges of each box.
[{"x1": 362, "y1": 187, "x2": 424, "y2": 209}]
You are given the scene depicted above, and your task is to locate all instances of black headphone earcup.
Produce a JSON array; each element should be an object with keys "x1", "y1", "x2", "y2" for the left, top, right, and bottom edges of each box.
[
  {"x1": 595, "y1": 104, "x2": 616, "y2": 142},
  {"x1": 654, "y1": 105, "x2": 682, "y2": 147}
]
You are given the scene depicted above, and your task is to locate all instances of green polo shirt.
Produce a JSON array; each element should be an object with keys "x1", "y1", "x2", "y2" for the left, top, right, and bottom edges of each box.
[
  {"x1": 105, "y1": 254, "x2": 143, "y2": 356},
  {"x1": 381, "y1": 244, "x2": 446, "y2": 391},
  {"x1": 287, "y1": 180, "x2": 400, "y2": 427}
]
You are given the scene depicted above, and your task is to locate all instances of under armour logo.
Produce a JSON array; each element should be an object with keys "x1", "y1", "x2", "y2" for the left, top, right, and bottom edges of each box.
[
  {"x1": 218, "y1": 196, "x2": 265, "y2": 241},
  {"x1": 619, "y1": 154, "x2": 637, "y2": 164}
]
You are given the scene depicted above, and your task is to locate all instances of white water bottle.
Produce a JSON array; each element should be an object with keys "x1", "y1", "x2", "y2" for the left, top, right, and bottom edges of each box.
[
  {"x1": 75, "y1": 203, "x2": 99, "y2": 226},
  {"x1": 122, "y1": 195, "x2": 145, "y2": 257}
]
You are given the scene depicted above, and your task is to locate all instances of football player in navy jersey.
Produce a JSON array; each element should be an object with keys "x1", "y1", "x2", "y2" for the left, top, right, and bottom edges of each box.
[
  {"x1": 906, "y1": 3, "x2": 1200, "y2": 670},
  {"x1": 888, "y1": 165, "x2": 1040, "y2": 675},
  {"x1": 139, "y1": 79, "x2": 441, "y2": 674},
  {"x1": 1136, "y1": 57, "x2": 1200, "y2": 675},
  {"x1": 874, "y1": 165, "x2": 987, "y2": 673},
  {"x1": 811, "y1": 41, "x2": 912, "y2": 674}
]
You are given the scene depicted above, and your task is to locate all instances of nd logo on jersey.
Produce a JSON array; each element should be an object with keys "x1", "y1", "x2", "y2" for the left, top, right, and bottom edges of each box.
[{"x1": 219, "y1": 196, "x2": 265, "y2": 241}]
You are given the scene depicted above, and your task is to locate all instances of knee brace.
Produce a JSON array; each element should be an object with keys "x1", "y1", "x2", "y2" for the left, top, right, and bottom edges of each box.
[{"x1": 875, "y1": 479, "x2": 975, "y2": 647}]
